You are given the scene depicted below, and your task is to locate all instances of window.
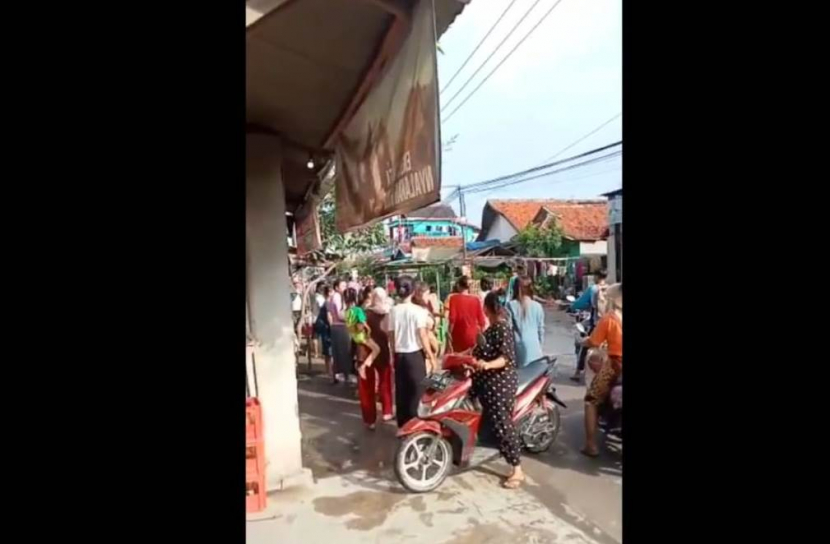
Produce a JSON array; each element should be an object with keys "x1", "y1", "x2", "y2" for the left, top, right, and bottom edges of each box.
[{"x1": 425, "y1": 225, "x2": 432, "y2": 232}]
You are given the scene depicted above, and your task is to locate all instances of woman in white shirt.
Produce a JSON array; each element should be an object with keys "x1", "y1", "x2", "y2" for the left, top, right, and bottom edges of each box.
[{"x1": 386, "y1": 275, "x2": 437, "y2": 427}]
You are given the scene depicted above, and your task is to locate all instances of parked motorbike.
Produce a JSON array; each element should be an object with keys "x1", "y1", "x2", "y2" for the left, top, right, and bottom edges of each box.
[
  {"x1": 394, "y1": 354, "x2": 567, "y2": 493},
  {"x1": 600, "y1": 375, "x2": 622, "y2": 440},
  {"x1": 575, "y1": 322, "x2": 622, "y2": 440},
  {"x1": 573, "y1": 319, "x2": 593, "y2": 380}
]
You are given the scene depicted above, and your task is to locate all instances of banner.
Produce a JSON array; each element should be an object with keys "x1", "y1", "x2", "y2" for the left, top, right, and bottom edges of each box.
[
  {"x1": 335, "y1": 0, "x2": 441, "y2": 232},
  {"x1": 294, "y1": 199, "x2": 321, "y2": 256}
]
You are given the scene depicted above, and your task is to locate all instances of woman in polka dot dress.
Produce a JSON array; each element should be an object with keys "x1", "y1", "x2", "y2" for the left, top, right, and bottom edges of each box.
[{"x1": 471, "y1": 289, "x2": 525, "y2": 489}]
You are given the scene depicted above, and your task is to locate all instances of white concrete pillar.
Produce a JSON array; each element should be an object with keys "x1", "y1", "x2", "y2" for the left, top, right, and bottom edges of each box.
[{"x1": 246, "y1": 133, "x2": 305, "y2": 491}]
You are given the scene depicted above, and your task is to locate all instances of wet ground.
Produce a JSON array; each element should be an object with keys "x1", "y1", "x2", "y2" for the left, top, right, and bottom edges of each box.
[{"x1": 248, "y1": 309, "x2": 621, "y2": 543}]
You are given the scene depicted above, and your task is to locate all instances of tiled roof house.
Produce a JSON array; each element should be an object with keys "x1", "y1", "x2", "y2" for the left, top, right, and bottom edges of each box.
[{"x1": 478, "y1": 199, "x2": 609, "y2": 256}]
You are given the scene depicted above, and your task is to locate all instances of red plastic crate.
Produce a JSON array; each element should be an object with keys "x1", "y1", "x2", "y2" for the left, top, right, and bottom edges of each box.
[
  {"x1": 246, "y1": 441, "x2": 265, "y2": 478},
  {"x1": 246, "y1": 398, "x2": 266, "y2": 513},
  {"x1": 246, "y1": 398, "x2": 263, "y2": 442},
  {"x1": 246, "y1": 481, "x2": 266, "y2": 513}
]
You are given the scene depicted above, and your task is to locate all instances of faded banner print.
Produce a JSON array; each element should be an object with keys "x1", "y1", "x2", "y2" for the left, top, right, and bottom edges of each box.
[{"x1": 335, "y1": 0, "x2": 441, "y2": 233}]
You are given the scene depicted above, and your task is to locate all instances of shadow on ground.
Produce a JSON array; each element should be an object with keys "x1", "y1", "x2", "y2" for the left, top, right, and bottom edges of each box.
[
  {"x1": 296, "y1": 368, "x2": 406, "y2": 494},
  {"x1": 296, "y1": 361, "x2": 621, "y2": 484}
]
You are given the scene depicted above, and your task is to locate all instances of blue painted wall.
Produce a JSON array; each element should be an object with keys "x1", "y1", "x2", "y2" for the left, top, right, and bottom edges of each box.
[{"x1": 392, "y1": 219, "x2": 478, "y2": 242}]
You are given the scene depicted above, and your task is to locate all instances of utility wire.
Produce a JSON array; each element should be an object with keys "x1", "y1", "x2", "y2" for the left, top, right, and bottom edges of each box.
[
  {"x1": 470, "y1": 157, "x2": 622, "y2": 200},
  {"x1": 441, "y1": 0, "x2": 548, "y2": 111},
  {"x1": 442, "y1": 0, "x2": 567, "y2": 123},
  {"x1": 440, "y1": 0, "x2": 521, "y2": 95},
  {"x1": 461, "y1": 140, "x2": 620, "y2": 193},
  {"x1": 537, "y1": 112, "x2": 622, "y2": 165},
  {"x1": 440, "y1": 141, "x2": 621, "y2": 206},
  {"x1": 462, "y1": 150, "x2": 622, "y2": 195}
]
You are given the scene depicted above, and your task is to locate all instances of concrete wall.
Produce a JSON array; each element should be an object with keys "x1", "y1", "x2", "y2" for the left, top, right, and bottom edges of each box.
[
  {"x1": 485, "y1": 214, "x2": 518, "y2": 242},
  {"x1": 396, "y1": 219, "x2": 479, "y2": 242},
  {"x1": 579, "y1": 240, "x2": 607, "y2": 255},
  {"x1": 607, "y1": 233, "x2": 617, "y2": 283},
  {"x1": 246, "y1": 133, "x2": 304, "y2": 491},
  {"x1": 607, "y1": 224, "x2": 622, "y2": 283},
  {"x1": 607, "y1": 194, "x2": 622, "y2": 283}
]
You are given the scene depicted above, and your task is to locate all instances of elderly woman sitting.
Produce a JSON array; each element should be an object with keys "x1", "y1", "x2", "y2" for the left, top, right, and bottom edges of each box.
[{"x1": 580, "y1": 283, "x2": 622, "y2": 458}]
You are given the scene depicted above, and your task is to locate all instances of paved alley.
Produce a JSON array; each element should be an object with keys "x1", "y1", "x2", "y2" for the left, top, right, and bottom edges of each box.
[{"x1": 247, "y1": 308, "x2": 621, "y2": 544}]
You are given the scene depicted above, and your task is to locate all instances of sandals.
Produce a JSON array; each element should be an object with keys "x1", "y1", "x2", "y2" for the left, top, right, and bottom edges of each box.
[
  {"x1": 580, "y1": 447, "x2": 600, "y2": 458},
  {"x1": 502, "y1": 474, "x2": 525, "y2": 489}
]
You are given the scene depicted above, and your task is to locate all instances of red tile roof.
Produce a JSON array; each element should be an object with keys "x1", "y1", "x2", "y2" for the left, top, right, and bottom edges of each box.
[
  {"x1": 487, "y1": 199, "x2": 608, "y2": 241},
  {"x1": 410, "y1": 236, "x2": 464, "y2": 248}
]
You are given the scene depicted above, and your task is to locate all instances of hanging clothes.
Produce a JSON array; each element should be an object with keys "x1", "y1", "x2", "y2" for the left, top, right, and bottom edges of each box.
[{"x1": 576, "y1": 261, "x2": 585, "y2": 289}]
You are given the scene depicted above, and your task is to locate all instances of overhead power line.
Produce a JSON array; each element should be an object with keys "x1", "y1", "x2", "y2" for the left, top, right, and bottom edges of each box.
[
  {"x1": 440, "y1": 0, "x2": 521, "y2": 95},
  {"x1": 441, "y1": 0, "x2": 548, "y2": 111},
  {"x1": 463, "y1": 150, "x2": 621, "y2": 195},
  {"x1": 537, "y1": 112, "x2": 622, "y2": 165},
  {"x1": 467, "y1": 153, "x2": 622, "y2": 197},
  {"x1": 442, "y1": 0, "x2": 567, "y2": 124},
  {"x1": 463, "y1": 140, "x2": 620, "y2": 193},
  {"x1": 441, "y1": 140, "x2": 621, "y2": 205}
]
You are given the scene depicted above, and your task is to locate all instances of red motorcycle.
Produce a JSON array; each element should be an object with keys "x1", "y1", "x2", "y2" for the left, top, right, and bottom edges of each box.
[{"x1": 394, "y1": 354, "x2": 566, "y2": 493}]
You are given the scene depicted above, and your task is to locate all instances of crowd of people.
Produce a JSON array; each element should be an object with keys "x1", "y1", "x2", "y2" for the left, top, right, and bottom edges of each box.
[{"x1": 294, "y1": 269, "x2": 622, "y2": 486}]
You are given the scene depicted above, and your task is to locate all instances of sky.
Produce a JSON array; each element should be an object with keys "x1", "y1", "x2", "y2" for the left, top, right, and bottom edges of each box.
[{"x1": 436, "y1": 0, "x2": 622, "y2": 227}]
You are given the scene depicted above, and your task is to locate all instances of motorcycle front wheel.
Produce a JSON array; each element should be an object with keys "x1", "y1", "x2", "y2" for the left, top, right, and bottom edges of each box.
[{"x1": 394, "y1": 432, "x2": 452, "y2": 493}]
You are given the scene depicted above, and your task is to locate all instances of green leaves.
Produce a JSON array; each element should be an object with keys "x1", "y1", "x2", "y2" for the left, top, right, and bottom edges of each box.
[
  {"x1": 515, "y1": 221, "x2": 565, "y2": 258},
  {"x1": 318, "y1": 190, "x2": 387, "y2": 255}
]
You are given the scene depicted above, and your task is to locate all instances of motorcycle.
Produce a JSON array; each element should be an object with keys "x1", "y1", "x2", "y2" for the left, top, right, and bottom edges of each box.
[
  {"x1": 394, "y1": 353, "x2": 567, "y2": 493},
  {"x1": 600, "y1": 374, "x2": 622, "y2": 440},
  {"x1": 572, "y1": 320, "x2": 593, "y2": 381},
  {"x1": 575, "y1": 322, "x2": 622, "y2": 440}
]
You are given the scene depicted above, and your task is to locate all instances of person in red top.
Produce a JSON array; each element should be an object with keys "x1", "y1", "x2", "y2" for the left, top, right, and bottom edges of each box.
[{"x1": 446, "y1": 276, "x2": 486, "y2": 353}]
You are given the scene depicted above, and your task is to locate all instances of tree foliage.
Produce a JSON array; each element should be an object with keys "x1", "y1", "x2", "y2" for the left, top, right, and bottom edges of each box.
[
  {"x1": 319, "y1": 189, "x2": 388, "y2": 255},
  {"x1": 515, "y1": 222, "x2": 565, "y2": 258}
]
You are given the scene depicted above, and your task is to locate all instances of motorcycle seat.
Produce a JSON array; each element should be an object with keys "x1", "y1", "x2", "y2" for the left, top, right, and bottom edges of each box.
[{"x1": 516, "y1": 358, "x2": 550, "y2": 395}]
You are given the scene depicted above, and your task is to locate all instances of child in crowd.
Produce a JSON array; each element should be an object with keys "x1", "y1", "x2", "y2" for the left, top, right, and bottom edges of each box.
[{"x1": 344, "y1": 287, "x2": 381, "y2": 380}]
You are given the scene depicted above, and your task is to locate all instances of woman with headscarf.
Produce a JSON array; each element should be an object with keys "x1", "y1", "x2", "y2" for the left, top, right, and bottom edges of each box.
[
  {"x1": 359, "y1": 286, "x2": 395, "y2": 426},
  {"x1": 580, "y1": 283, "x2": 622, "y2": 457}
]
